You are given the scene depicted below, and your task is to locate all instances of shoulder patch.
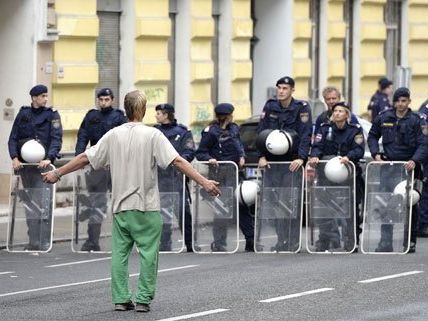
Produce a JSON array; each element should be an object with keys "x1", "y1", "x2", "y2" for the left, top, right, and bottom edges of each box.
[
  {"x1": 51, "y1": 118, "x2": 62, "y2": 129},
  {"x1": 421, "y1": 124, "x2": 428, "y2": 136},
  {"x1": 178, "y1": 124, "x2": 188, "y2": 130},
  {"x1": 300, "y1": 112, "x2": 309, "y2": 123},
  {"x1": 204, "y1": 126, "x2": 211, "y2": 132},
  {"x1": 354, "y1": 133, "x2": 364, "y2": 145},
  {"x1": 314, "y1": 133, "x2": 322, "y2": 143}
]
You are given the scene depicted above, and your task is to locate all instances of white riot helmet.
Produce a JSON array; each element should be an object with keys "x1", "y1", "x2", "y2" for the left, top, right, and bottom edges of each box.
[
  {"x1": 236, "y1": 180, "x2": 259, "y2": 207},
  {"x1": 20, "y1": 139, "x2": 46, "y2": 163},
  {"x1": 393, "y1": 180, "x2": 422, "y2": 206},
  {"x1": 256, "y1": 129, "x2": 295, "y2": 156},
  {"x1": 324, "y1": 156, "x2": 349, "y2": 184}
]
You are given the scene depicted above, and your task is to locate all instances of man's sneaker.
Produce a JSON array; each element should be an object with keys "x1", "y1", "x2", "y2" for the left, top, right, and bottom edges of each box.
[
  {"x1": 135, "y1": 303, "x2": 150, "y2": 313},
  {"x1": 375, "y1": 240, "x2": 393, "y2": 252},
  {"x1": 114, "y1": 302, "x2": 134, "y2": 311}
]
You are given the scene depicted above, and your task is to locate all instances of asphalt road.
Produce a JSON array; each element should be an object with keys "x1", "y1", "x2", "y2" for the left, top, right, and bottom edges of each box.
[{"x1": 0, "y1": 238, "x2": 427, "y2": 321}]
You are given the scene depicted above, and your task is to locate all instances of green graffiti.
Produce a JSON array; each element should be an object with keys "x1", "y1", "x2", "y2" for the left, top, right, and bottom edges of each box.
[
  {"x1": 144, "y1": 87, "x2": 166, "y2": 101},
  {"x1": 195, "y1": 105, "x2": 211, "y2": 122}
]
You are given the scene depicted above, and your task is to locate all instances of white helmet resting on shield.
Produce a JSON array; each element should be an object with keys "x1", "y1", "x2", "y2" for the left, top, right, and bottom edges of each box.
[
  {"x1": 324, "y1": 156, "x2": 349, "y2": 184},
  {"x1": 20, "y1": 139, "x2": 46, "y2": 163},
  {"x1": 236, "y1": 180, "x2": 259, "y2": 207},
  {"x1": 393, "y1": 179, "x2": 422, "y2": 206},
  {"x1": 256, "y1": 129, "x2": 296, "y2": 156}
]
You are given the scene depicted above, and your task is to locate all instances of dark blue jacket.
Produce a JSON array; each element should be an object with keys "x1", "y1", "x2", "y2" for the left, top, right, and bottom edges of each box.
[
  {"x1": 154, "y1": 121, "x2": 195, "y2": 162},
  {"x1": 75, "y1": 107, "x2": 127, "y2": 155},
  {"x1": 314, "y1": 110, "x2": 359, "y2": 134},
  {"x1": 8, "y1": 106, "x2": 63, "y2": 162},
  {"x1": 195, "y1": 122, "x2": 245, "y2": 164},
  {"x1": 368, "y1": 108, "x2": 428, "y2": 163},
  {"x1": 311, "y1": 122, "x2": 365, "y2": 164},
  {"x1": 367, "y1": 90, "x2": 392, "y2": 122},
  {"x1": 257, "y1": 98, "x2": 312, "y2": 160}
]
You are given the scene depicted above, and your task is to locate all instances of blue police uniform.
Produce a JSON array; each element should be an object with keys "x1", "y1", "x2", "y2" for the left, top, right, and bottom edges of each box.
[
  {"x1": 195, "y1": 118, "x2": 255, "y2": 251},
  {"x1": 311, "y1": 122, "x2": 365, "y2": 251},
  {"x1": 368, "y1": 107, "x2": 427, "y2": 250},
  {"x1": 256, "y1": 97, "x2": 312, "y2": 251},
  {"x1": 417, "y1": 102, "x2": 428, "y2": 236},
  {"x1": 155, "y1": 120, "x2": 195, "y2": 251},
  {"x1": 257, "y1": 98, "x2": 312, "y2": 161},
  {"x1": 75, "y1": 106, "x2": 127, "y2": 251},
  {"x1": 8, "y1": 105, "x2": 63, "y2": 250},
  {"x1": 314, "y1": 109, "x2": 359, "y2": 134},
  {"x1": 367, "y1": 90, "x2": 392, "y2": 122}
]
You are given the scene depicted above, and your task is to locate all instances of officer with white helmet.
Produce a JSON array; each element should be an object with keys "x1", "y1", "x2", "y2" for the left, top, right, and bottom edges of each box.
[
  {"x1": 309, "y1": 101, "x2": 365, "y2": 252},
  {"x1": 256, "y1": 76, "x2": 312, "y2": 251},
  {"x1": 8, "y1": 85, "x2": 63, "y2": 250},
  {"x1": 368, "y1": 87, "x2": 428, "y2": 253}
]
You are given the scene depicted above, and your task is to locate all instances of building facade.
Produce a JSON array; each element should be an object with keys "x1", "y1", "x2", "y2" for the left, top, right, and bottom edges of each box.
[{"x1": 1, "y1": 0, "x2": 428, "y2": 202}]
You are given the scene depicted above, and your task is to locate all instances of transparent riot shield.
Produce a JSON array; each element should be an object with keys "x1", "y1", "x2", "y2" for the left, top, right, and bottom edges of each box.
[
  {"x1": 361, "y1": 162, "x2": 414, "y2": 254},
  {"x1": 255, "y1": 162, "x2": 304, "y2": 253},
  {"x1": 158, "y1": 166, "x2": 185, "y2": 253},
  {"x1": 72, "y1": 166, "x2": 112, "y2": 253},
  {"x1": 191, "y1": 161, "x2": 239, "y2": 253},
  {"x1": 7, "y1": 164, "x2": 55, "y2": 253},
  {"x1": 305, "y1": 162, "x2": 356, "y2": 254}
]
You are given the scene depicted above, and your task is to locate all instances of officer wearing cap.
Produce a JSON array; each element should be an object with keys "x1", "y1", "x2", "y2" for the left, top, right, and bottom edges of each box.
[
  {"x1": 367, "y1": 77, "x2": 393, "y2": 122},
  {"x1": 154, "y1": 103, "x2": 195, "y2": 252},
  {"x1": 368, "y1": 87, "x2": 427, "y2": 253},
  {"x1": 314, "y1": 86, "x2": 359, "y2": 134},
  {"x1": 75, "y1": 88, "x2": 127, "y2": 251},
  {"x1": 309, "y1": 102, "x2": 365, "y2": 252},
  {"x1": 8, "y1": 84, "x2": 63, "y2": 250},
  {"x1": 195, "y1": 103, "x2": 255, "y2": 251},
  {"x1": 256, "y1": 76, "x2": 312, "y2": 251},
  {"x1": 418, "y1": 99, "x2": 428, "y2": 237}
]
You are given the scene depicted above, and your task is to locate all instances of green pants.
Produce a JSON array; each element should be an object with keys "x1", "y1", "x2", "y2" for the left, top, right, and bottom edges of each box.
[{"x1": 111, "y1": 210, "x2": 162, "y2": 304}]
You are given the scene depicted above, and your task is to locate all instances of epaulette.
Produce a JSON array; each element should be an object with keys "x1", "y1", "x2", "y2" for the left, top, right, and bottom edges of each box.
[
  {"x1": 178, "y1": 123, "x2": 188, "y2": 130},
  {"x1": 20, "y1": 106, "x2": 31, "y2": 110},
  {"x1": 114, "y1": 108, "x2": 125, "y2": 114},
  {"x1": 320, "y1": 122, "x2": 331, "y2": 127},
  {"x1": 348, "y1": 122, "x2": 361, "y2": 129},
  {"x1": 203, "y1": 125, "x2": 211, "y2": 133}
]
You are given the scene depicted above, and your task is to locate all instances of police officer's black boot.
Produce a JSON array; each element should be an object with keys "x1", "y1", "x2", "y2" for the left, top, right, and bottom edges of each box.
[
  {"x1": 81, "y1": 224, "x2": 101, "y2": 251},
  {"x1": 159, "y1": 224, "x2": 172, "y2": 251},
  {"x1": 25, "y1": 219, "x2": 40, "y2": 250},
  {"x1": 375, "y1": 225, "x2": 393, "y2": 252}
]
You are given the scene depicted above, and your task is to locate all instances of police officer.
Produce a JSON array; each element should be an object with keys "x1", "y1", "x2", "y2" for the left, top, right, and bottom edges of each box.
[
  {"x1": 417, "y1": 100, "x2": 428, "y2": 237},
  {"x1": 367, "y1": 77, "x2": 393, "y2": 122},
  {"x1": 368, "y1": 87, "x2": 427, "y2": 253},
  {"x1": 75, "y1": 88, "x2": 127, "y2": 251},
  {"x1": 314, "y1": 86, "x2": 359, "y2": 134},
  {"x1": 154, "y1": 103, "x2": 195, "y2": 252},
  {"x1": 8, "y1": 85, "x2": 63, "y2": 250},
  {"x1": 195, "y1": 103, "x2": 255, "y2": 251},
  {"x1": 257, "y1": 76, "x2": 312, "y2": 251},
  {"x1": 309, "y1": 102, "x2": 365, "y2": 252}
]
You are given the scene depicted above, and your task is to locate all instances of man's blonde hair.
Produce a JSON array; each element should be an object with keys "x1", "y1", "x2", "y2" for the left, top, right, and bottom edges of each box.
[
  {"x1": 124, "y1": 90, "x2": 147, "y2": 121},
  {"x1": 322, "y1": 86, "x2": 341, "y2": 99}
]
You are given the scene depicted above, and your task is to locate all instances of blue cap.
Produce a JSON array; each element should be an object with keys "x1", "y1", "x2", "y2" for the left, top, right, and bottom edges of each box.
[
  {"x1": 276, "y1": 76, "x2": 295, "y2": 88},
  {"x1": 155, "y1": 103, "x2": 175, "y2": 113},
  {"x1": 332, "y1": 101, "x2": 351, "y2": 111},
  {"x1": 379, "y1": 77, "x2": 393, "y2": 90},
  {"x1": 29, "y1": 85, "x2": 48, "y2": 97},
  {"x1": 214, "y1": 103, "x2": 234, "y2": 115},
  {"x1": 393, "y1": 87, "x2": 410, "y2": 102},
  {"x1": 97, "y1": 88, "x2": 114, "y2": 98}
]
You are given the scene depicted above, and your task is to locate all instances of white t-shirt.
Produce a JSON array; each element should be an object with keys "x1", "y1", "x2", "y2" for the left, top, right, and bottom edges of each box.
[{"x1": 85, "y1": 122, "x2": 179, "y2": 213}]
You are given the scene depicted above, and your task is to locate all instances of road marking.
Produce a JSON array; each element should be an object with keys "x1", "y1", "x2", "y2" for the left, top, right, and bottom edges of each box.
[
  {"x1": 45, "y1": 257, "x2": 111, "y2": 268},
  {"x1": 259, "y1": 288, "x2": 334, "y2": 303},
  {"x1": 358, "y1": 271, "x2": 424, "y2": 284},
  {"x1": 156, "y1": 308, "x2": 229, "y2": 321},
  {"x1": 0, "y1": 271, "x2": 14, "y2": 276},
  {"x1": 0, "y1": 265, "x2": 199, "y2": 298}
]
